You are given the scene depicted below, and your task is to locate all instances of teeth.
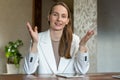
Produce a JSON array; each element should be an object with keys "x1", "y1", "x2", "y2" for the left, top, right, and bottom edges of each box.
[{"x1": 55, "y1": 23, "x2": 61, "y2": 26}]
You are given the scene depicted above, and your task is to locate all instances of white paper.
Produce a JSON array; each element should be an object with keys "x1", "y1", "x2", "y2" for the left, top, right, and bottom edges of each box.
[
  {"x1": 112, "y1": 75, "x2": 120, "y2": 79},
  {"x1": 56, "y1": 73, "x2": 85, "y2": 78}
]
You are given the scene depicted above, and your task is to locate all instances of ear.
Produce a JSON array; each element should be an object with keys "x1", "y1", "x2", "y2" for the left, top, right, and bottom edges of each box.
[
  {"x1": 48, "y1": 15, "x2": 50, "y2": 21},
  {"x1": 66, "y1": 18, "x2": 69, "y2": 25}
]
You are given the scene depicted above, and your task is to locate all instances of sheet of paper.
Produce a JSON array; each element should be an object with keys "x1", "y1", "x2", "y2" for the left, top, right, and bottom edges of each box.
[
  {"x1": 56, "y1": 73, "x2": 85, "y2": 78},
  {"x1": 112, "y1": 75, "x2": 120, "y2": 79}
]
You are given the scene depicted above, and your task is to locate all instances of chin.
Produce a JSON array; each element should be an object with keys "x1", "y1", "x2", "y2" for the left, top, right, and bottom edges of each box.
[{"x1": 54, "y1": 28, "x2": 63, "y2": 31}]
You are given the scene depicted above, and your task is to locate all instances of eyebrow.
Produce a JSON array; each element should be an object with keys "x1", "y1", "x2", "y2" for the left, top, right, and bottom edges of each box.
[{"x1": 52, "y1": 11, "x2": 68, "y2": 16}]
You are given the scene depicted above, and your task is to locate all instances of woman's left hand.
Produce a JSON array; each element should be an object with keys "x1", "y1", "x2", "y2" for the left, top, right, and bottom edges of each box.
[{"x1": 79, "y1": 30, "x2": 94, "y2": 53}]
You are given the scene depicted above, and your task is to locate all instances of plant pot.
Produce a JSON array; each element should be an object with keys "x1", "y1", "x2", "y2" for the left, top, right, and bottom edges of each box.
[{"x1": 7, "y1": 64, "x2": 19, "y2": 74}]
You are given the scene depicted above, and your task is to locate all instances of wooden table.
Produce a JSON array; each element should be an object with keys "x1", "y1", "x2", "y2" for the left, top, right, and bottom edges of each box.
[{"x1": 0, "y1": 72, "x2": 120, "y2": 80}]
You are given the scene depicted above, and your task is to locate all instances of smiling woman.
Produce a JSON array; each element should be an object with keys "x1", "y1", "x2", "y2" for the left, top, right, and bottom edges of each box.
[
  {"x1": 24, "y1": 1, "x2": 94, "y2": 75},
  {"x1": 34, "y1": 0, "x2": 73, "y2": 32}
]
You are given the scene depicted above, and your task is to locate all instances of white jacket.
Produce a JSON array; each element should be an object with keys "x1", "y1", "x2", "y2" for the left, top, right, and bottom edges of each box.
[{"x1": 24, "y1": 30, "x2": 89, "y2": 74}]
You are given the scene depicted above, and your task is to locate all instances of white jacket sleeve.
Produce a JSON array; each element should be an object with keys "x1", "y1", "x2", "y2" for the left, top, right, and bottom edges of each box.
[
  {"x1": 24, "y1": 53, "x2": 39, "y2": 74},
  {"x1": 74, "y1": 52, "x2": 89, "y2": 74},
  {"x1": 72, "y1": 34, "x2": 89, "y2": 74}
]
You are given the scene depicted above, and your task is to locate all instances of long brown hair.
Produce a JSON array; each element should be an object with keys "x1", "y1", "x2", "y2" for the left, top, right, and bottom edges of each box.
[{"x1": 48, "y1": 2, "x2": 73, "y2": 59}]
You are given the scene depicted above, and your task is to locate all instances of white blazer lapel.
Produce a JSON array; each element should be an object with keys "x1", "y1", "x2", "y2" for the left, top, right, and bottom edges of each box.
[
  {"x1": 39, "y1": 30, "x2": 57, "y2": 73},
  {"x1": 57, "y1": 41, "x2": 74, "y2": 73},
  {"x1": 58, "y1": 57, "x2": 71, "y2": 73}
]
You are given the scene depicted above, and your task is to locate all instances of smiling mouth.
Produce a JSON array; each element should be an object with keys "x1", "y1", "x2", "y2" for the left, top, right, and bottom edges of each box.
[{"x1": 55, "y1": 22, "x2": 62, "y2": 26}]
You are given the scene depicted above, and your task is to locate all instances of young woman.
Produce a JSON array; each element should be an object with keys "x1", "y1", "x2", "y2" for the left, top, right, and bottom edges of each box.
[{"x1": 24, "y1": 2, "x2": 94, "y2": 75}]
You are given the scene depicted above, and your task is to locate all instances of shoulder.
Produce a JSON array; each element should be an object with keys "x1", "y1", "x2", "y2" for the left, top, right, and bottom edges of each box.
[
  {"x1": 72, "y1": 34, "x2": 80, "y2": 42},
  {"x1": 37, "y1": 30, "x2": 50, "y2": 42},
  {"x1": 71, "y1": 34, "x2": 80, "y2": 47},
  {"x1": 38, "y1": 30, "x2": 49, "y2": 38}
]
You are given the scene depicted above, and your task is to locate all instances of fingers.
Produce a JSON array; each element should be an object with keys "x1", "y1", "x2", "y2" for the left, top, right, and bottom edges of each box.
[
  {"x1": 26, "y1": 22, "x2": 38, "y2": 33},
  {"x1": 87, "y1": 30, "x2": 94, "y2": 36},
  {"x1": 86, "y1": 30, "x2": 94, "y2": 39},
  {"x1": 80, "y1": 30, "x2": 94, "y2": 46},
  {"x1": 26, "y1": 22, "x2": 39, "y2": 43},
  {"x1": 84, "y1": 30, "x2": 94, "y2": 42},
  {"x1": 26, "y1": 22, "x2": 33, "y2": 32},
  {"x1": 34, "y1": 26, "x2": 38, "y2": 33}
]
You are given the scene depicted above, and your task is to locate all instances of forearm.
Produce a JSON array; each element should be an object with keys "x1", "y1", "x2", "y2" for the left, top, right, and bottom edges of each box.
[
  {"x1": 30, "y1": 42, "x2": 38, "y2": 53},
  {"x1": 79, "y1": 45, "x2": 87, "y2": 53}
]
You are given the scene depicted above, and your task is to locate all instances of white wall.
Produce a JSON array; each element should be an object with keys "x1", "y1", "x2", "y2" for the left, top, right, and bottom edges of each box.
[
  {"x1": 97, "y1": 0, "x2": 120, "y2": 72},
  {"x1": 0, "y1": 0, "x2": 32, "y2": 73}
]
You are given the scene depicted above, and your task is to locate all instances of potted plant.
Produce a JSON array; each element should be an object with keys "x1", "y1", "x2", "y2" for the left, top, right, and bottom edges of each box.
[{"x1": 5, "y1": 39, "x2": 23, "y2": 74}]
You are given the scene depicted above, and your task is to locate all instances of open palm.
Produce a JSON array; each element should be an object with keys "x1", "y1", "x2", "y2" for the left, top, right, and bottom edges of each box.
[
  {"x1": 26, "y1": 22, "x2": 38, "y2": 43},
  {"x1": 80, "y1": 30, "x2": 94, "y2": 46}
]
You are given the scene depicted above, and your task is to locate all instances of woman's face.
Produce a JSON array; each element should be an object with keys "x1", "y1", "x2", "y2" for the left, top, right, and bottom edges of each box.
[{"x1": 48, "y1": 5, "x2": 69, "y2": 31}]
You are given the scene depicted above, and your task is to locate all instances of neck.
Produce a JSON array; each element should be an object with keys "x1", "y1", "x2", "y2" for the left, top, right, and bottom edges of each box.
[{"x1": 50, "y1": 29, "x2": 63, "y2": 41}]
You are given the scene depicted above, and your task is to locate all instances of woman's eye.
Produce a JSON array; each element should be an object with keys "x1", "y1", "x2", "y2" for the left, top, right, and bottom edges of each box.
[
  {"x1": 62, "y1": 15, "x2": 67, "y2": 18},
  {"x1": 52, "y1": 13, "x2": 58, "y2": 16}
]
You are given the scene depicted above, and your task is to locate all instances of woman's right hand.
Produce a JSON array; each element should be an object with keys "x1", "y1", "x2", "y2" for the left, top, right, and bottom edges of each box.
[{"x1": 26, "y1": 22, "x2": 38, "y2": 44}]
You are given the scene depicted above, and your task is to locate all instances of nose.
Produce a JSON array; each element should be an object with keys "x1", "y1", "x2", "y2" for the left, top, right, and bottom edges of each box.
[{"x1": 57, "y1": 16, "x2": 62, "y2": 21}]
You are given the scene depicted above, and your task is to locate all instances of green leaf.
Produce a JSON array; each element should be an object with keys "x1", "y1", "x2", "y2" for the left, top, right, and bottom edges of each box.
[{"x1": 4, "y1": 39, "x2": 24, "y2": 68}]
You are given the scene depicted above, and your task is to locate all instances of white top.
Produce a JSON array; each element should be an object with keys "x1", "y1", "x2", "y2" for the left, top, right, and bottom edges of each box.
[{"x1": 24, "y1": 30, "x2": 89, "y2": 74}]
